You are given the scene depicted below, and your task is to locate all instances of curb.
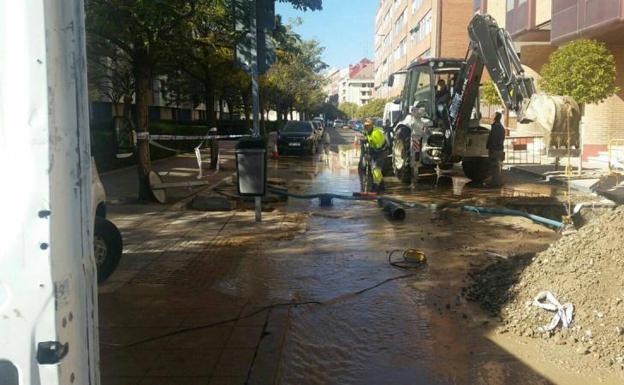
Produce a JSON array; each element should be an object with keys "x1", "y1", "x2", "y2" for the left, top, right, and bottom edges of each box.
[{"x1": 508, "y1": 166, "x2": 599, "y2": 195}]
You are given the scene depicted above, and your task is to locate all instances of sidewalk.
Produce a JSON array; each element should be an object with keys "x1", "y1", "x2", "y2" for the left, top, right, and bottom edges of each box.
[
  {"x1": 508, "y1": 163, "x2": 605, "y2": 195},
  {"x1": 100, "y1": 141, "x2": 236, "y2": 204},
  {"x1": 97, "y1": 141, "x2": 301, "y2": 385}
]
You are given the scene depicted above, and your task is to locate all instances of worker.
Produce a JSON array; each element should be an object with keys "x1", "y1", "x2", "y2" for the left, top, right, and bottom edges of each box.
[
  {"x1": 362, "y1": 118, "x2": 387, "y2": 192},
  {"x1": 435, "y1": 79, "x2": 450, "y2": 106},
  {"x1": 486, "y1": 111, "x2": 506, "y2": 186}
]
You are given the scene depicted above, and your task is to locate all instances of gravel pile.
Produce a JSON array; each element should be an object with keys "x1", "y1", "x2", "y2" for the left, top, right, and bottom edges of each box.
[{"x1": 469, "y1": 206, "x2": 624, "y2": 369}]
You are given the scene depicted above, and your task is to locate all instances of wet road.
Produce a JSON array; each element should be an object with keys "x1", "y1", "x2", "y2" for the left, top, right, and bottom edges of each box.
[{"x1": 214, "y1": 127, "x2": 569, "y2": 384}]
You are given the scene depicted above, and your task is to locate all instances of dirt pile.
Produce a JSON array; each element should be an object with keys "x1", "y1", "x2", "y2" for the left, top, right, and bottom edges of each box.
[{"x1": 469, "y1": 206, "x2": 624, "y2": 370}]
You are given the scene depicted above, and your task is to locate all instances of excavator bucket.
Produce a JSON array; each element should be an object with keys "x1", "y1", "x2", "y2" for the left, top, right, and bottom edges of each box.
[{"x1": 522, "y1": 94, "x2": 581, "y2": 156}]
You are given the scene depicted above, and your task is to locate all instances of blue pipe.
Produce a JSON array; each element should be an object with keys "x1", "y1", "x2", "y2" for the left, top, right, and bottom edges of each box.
[
  {"x1": 461, "y1": 205, "x2": 564, "y2": 229},
  {"x1": 267, "y1": 186, "x2": 564, "y2": 229}
]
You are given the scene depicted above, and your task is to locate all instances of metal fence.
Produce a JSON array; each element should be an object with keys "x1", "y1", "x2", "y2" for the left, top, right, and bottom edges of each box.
[{"x1": 503, "y1": 136, "x2": 544, "y2": 165}]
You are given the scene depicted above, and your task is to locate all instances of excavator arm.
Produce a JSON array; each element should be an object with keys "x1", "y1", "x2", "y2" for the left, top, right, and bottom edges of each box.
[{"x1": 449, "y1": 14, "x2": 580, "y2": 151}]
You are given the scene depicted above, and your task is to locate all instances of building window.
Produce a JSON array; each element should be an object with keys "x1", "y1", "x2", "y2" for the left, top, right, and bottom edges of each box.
[
  {"x1": 410, "y1": 10, "x2": 432, "y2": 44},
  {"x1": 506, "y1": 0, "x2": 515, "y2": 10},
  {"x1": 395, "y1": 10, "x2": 405, "y2": 35},
  {"x1": 412, "y1": 0, "x2": 423, "y2": 14}
]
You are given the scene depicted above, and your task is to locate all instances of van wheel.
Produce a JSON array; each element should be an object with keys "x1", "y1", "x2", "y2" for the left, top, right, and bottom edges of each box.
[{"x1": 94, "y1": 217, "x2": 123, "y2": 283}]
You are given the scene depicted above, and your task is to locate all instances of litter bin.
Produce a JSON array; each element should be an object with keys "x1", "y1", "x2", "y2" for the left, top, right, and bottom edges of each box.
[{"x1": 236, "y1": 137, "x2": 267, "y2": 196}]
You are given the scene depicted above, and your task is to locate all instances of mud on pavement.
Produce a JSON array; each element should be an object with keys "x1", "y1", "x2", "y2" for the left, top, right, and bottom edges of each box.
[{"x1": 99, "y1": 127, "x2": 622, "y2": 385}]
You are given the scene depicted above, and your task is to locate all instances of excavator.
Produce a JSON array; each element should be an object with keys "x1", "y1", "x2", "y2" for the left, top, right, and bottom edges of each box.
[{"x1": 388, "y1": 13, "x2": 580, "y2": 184}]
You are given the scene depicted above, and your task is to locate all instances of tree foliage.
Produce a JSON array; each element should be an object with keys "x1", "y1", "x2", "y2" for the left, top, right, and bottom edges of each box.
[
  {"x1": 339, "y1": 102, "x2": 359, "y2": 119},
  {"x1": 540, "y1": 39, "x2": 619, "y2": 105},
  {"x1": 480, "y1": 81, "x2": 503, "y2": 107},
  {"x1": 356, "y1": 98, "x2": 388, "y2": 119},
  {"x1": 264, "y1": 21, "x2": 327, "y2": 120},
  {"x1": 85, "y1": 0, "x2": 326, "y2": 199}
]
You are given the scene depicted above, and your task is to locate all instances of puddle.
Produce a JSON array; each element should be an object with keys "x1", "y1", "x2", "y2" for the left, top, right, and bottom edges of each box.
[{"x1": 205, "y1": 128, "x2": 603, "y2": 384}]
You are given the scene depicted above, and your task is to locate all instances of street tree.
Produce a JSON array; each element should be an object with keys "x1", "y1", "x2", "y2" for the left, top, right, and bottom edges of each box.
[
  {"x1": 480, "y1": 81, "x2": 503, "y2": 107},
  {"x1": 339, "y1": 102, "x2": 358, "y2": 119},
  {"x1": 264, "y1": 19, "x2": 327, "y2": 121},
  {"x1": 540, "y1": 39, "x2": 619, "y2": 106},
  {"x1": 86, "y1": 0, "x2": 200, "y2": 200},
  {"x1": 87, "y1": 38, "x2": 135, "y2": 120},
  {"x1": 480, "y1": 81, "x2": 504, "y2": 120},
  {"x1": 356, "y1": 98, "x2": 388, "y2": 119}
]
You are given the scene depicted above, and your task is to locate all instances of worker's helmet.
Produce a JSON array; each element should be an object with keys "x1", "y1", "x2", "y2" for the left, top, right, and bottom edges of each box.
[{"x1": 364, "y1": 119, "x2": 373, "y2": 130}]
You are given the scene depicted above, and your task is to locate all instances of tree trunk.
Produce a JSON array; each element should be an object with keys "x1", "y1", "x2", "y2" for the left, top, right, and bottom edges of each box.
[
  {"x1": 218, "y1": 98, "x2": 225, "y2": 121},
  {"x1": 225, "y1": 99, "x2": 233, "y2": 120},
  {"x1": 122, "y1": 94, "x2": 133, "y2": 123},
  {"x1": 204, "y1": 82, "x2": 218, "y2": 170},
  {"x1": 243, "y1": 98, "x2": 251, "y2": 130},
  {"x1": 134, "y1": 58, "x2": 153, "y2": 201},
  {"x1": 204, "y1": 82, "x2": 217, "y2": 128}
]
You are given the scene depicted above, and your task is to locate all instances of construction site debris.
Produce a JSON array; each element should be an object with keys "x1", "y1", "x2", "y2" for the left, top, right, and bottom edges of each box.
[
  {"x1": 532, "y1": 291, "x2": 574, "y2": 331},
  {"x1": 467, "y1": 205, "x2": 624, "y2": 371}
]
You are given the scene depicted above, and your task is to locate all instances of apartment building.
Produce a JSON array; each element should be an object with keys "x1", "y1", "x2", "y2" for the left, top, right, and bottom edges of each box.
[
  {"x1": 478, "y1": 0, "x2": 624, "y2": 161},
  {"x1": 324, "y1": 68, "x2": 342, "y2": 105},
  {"x1": 373, "y1": 0, "x2": 475, "y2": 98},
  {"x1": 337, "y1": 59, "x2": 375, "y2": 106}
]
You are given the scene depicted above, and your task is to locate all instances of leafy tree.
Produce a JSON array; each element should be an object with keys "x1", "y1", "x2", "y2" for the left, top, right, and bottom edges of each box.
[
  {"x1": 339, "y1": 102, "x2": 359, "y2": 119},
  {"x1": 480, "y1": 81, "x2": 503, "y2": 107},
  {"x1": 277, "y1": 0, "x2": 322, "y2": 10},
  {"x1": 356, "y1": 98, "x2": 388, "y2": 119},
  {"x1": 540, "y1": 39, "x2": 619, "y2": 105},
  {"x1": 86, "y1": 0, "x2": 200, "y2": 200},
  {"x1": 264, "y1": 19, "x2": 327, "y2": 121},
  {"x1": 87, "y1": 41, "x2": 135, "y2": 120}
]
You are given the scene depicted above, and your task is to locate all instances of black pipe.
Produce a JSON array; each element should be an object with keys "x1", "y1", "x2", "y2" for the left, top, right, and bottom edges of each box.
[{"x1": 383, "y1": 201, "x2": 406, "y2": 221}]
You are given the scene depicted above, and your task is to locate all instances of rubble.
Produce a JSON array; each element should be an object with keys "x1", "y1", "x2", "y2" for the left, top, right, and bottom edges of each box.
[{"x1": 466, "y1": 205, "x2": 624, "y2": 370}]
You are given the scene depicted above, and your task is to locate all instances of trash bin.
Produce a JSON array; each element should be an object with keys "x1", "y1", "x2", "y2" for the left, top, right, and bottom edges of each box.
[{"x1": 235, "y1": 137, "x2": 267, "y2": 196}]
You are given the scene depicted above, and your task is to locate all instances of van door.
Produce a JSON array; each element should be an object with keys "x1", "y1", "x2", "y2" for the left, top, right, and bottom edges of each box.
[{"x1": 0, "y1": 2, "x2": 99, "y2": 384}]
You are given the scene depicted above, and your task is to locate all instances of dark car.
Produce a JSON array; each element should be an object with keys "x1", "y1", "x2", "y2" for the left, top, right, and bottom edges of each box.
[{"x1": 277, "y1": 121, "x2": 319, "y2": 155}]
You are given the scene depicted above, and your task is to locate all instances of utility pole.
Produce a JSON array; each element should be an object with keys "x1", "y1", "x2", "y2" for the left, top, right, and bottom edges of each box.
[
  {"x1": 250, "y1": 0, "x2": 262, "y2": 222},
  {"x1": 234, "y1": 0, "x2": 275, "y2": 223}
]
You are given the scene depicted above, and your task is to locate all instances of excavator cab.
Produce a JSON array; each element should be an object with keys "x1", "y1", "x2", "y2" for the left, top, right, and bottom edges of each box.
[
  {"x1": 390, "y1": 57, "x2": 492, "y2": 184},
  {"x1": 400, "y1": 59, "x2": 464, "y2": 124}
]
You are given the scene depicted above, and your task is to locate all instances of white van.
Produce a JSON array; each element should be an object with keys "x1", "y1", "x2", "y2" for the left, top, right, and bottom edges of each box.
[{"x1": 383, "y1": 102, "x2": 402, "y2": 129}]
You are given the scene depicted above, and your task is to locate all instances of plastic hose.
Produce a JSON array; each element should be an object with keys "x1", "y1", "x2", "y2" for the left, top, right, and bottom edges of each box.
[
  {"x1": 267, "y1": 185, "x2": 564, "y2": 229},
  {"x1": 461, "y1": 205, "x2": 564, "y2": 229}
]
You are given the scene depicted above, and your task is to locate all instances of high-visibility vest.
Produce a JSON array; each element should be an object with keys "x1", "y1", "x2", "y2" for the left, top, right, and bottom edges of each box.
[{"x1": 364, "y1": 127, "x2": 386, "y2": 150}]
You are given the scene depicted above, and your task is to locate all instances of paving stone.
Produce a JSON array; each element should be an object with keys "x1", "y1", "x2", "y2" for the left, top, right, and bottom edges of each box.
[
  {"x1": 137, "y1": 376, "x2": 211, "y2": 385},
  {"x1": 212, "y1": 349, "x2": 256, "y2": 377},
  {"x1": 225, "y1": 326, "x2": 265, "y2": 349},
  {"x1": 146, "y1": 349, "x2": 220, "y2": 377},
  {"x1": 207, "y1": 376, "x2": 247, "y2": 385},
  {"x1": 100, "y1": 376, "x2": 141, "y2": 385}
]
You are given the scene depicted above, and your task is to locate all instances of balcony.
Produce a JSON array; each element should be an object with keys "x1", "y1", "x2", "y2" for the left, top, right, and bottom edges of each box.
[
  {"x1": 551, "y1": 0, "x2": 624, "y2": 44},
  {"x1": 506, "y1": 0, "x2": 551, "y2": 42}
]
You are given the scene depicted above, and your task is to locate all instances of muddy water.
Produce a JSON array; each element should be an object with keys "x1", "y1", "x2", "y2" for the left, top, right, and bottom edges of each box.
[{"x1": 215, "y1": 128, "x2": 596, "y2": 384}]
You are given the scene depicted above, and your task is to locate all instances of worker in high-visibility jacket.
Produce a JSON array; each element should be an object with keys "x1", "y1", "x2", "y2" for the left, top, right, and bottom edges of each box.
[{"x1": 362, "y1": 118, "x2": 388, "y2": 192}]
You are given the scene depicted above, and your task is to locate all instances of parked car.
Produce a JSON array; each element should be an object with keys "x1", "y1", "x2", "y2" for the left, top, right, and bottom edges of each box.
[
  {"x1": 353, "y1": 120, "x2": 364, "y2": 132},
  {"x1": 334, "y1": 119, "x2": 344, "y2": 128},
  {"x1": 92, "y1": 159, "x2": 123, "y2": 283},
  {"x1": 277, "y1": 121, "x2": 319, "y2": 155}
]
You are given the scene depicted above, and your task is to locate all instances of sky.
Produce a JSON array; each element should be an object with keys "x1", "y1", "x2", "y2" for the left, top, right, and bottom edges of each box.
[{"x1": 275, "y1": 0, "x2": 378, "y2": 71}]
